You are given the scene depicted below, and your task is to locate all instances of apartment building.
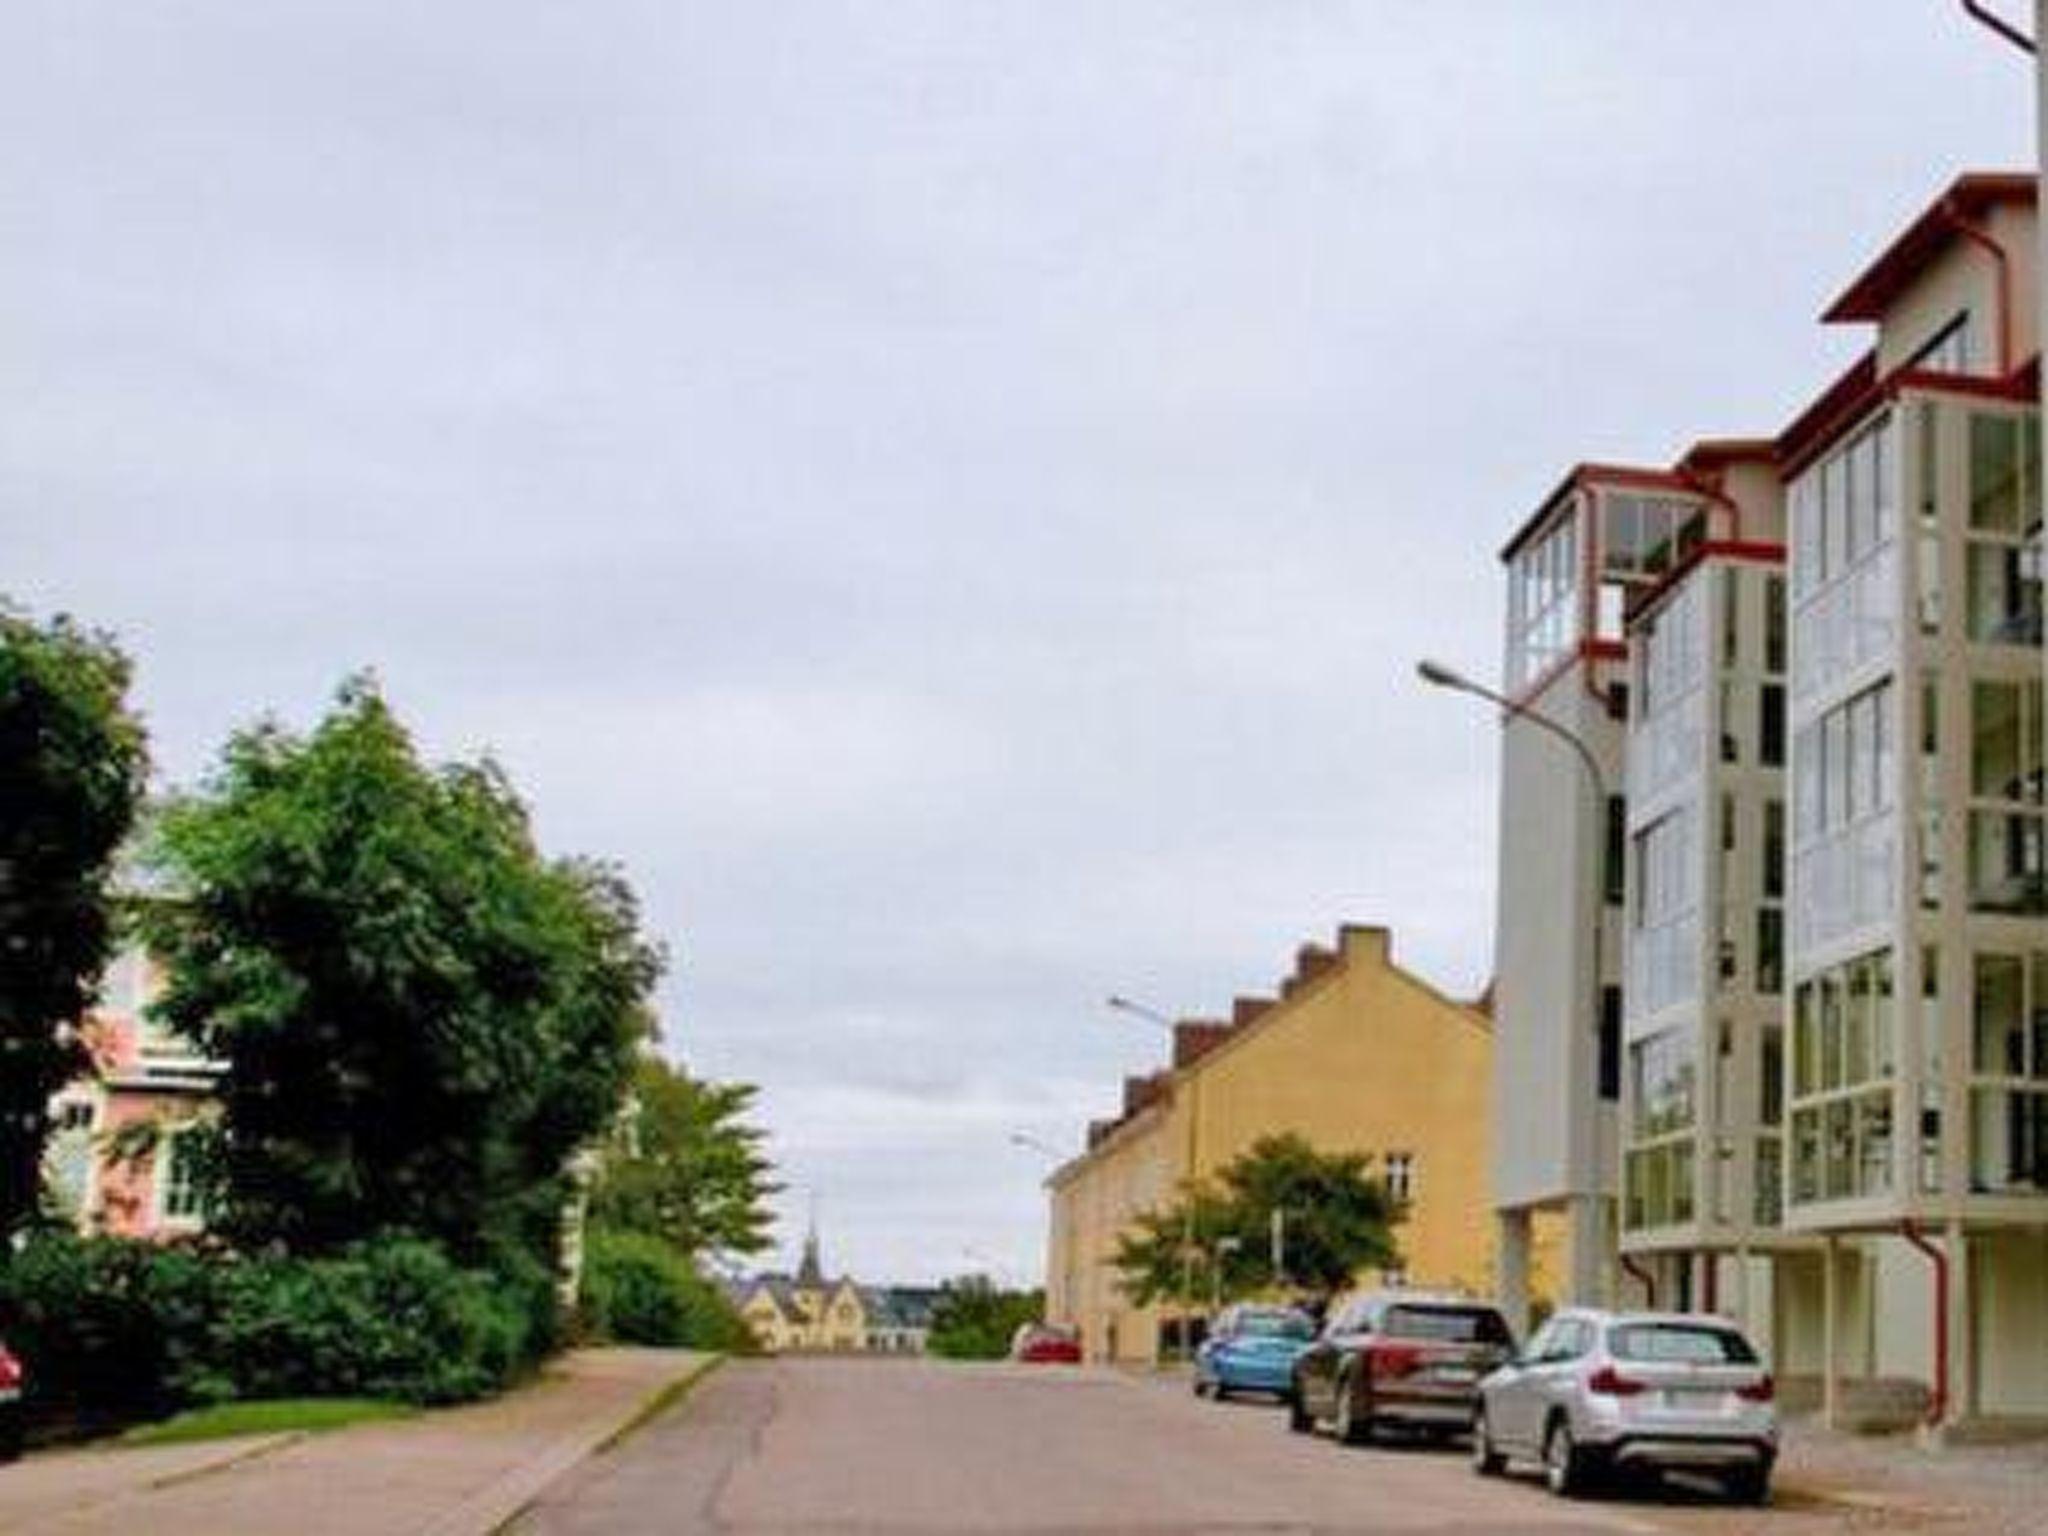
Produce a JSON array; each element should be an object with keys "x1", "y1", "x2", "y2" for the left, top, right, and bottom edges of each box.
[
  {"x1": 1044, "y1": 925, "x2": 1530, "y2": 1363},
  {"x1": 1494, "y1": 171, "x2": 2048, "y2": 1431},
  {"x1": 1490, "y1": 471, "x2": 1657, "y2": 1325},
  {"x1": 1611, "y1": 446, "x2": 1799, "y2": 1360},
  {"x1": 1773, "y1": 173, "x2": 2046, "y2": 1427}
]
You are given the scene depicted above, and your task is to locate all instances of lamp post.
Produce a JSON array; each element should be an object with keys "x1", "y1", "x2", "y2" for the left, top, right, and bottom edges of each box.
[
  {"x1": 1210, "y1": 1234, "x2": 1242, "y2": 1316},
  {"x1": 1008, "y1": 1131, "x2": 1063, "y2": 1162},
  {"x1": 1105, "y1": 993, "x2": 1201, "y2": 1361},
  {"x1": 1416, "y1": 657, "x2": 1613, "y2": 1310}
]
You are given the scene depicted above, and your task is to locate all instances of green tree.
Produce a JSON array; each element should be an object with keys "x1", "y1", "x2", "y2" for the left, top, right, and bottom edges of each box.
[
  {"x1": 143, "y1": 676, "x2": 662, "y2": 1272},
  {"x1": 588, "y1": 1056, "x2": 779, "y2": 1261},
  {"x1": 1112, "y1": 1134, "x2": 1402, "y2": 1307},
  {"x1": 0, "y1": 605, "x2": 148, "y2": 1235},
  {"x1": 925, "y1": 1275, "x2": 1043, "y2": 1360}
]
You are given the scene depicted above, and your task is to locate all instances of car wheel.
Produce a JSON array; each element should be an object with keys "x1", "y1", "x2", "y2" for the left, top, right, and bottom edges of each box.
[
  {"x1": 1724, "y1": 1465, "x2": 1771, "y2": 1506},
  {"x1": 1470, "y1": 1408, "x2": 1506, "y2": 1477},
  {"x1": 1543, "y1": 1417, "x2": 1590, "y2": 1499},
  {"x1": 1212, "y1": 1381, "x2": 1232, "y2": 1402},
  {"x1": 1192, "y1": 1374, "x2": 1209, "y2": 1398},
  {"x1": 1286, "y1": 1384, "x2": 1314, "y2": 1434},
  {"x1": 0, "y1": 1408, "x2": 21, "y2": 1465},
  {"x1": 1332, "y1": 1375, "x2": 1371, "y2": 1446}
]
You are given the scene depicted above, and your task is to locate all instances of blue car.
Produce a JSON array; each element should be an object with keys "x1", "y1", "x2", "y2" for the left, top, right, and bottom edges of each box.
[{"x1": 1193, "y1": 1304, "x2": 1317, "y2": 1400}]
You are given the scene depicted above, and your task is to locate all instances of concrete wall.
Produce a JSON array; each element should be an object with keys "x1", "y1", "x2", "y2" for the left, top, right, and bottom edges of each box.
[{"x1": 1492, "y1": 663, "x2": 1622, "y2": 1210}]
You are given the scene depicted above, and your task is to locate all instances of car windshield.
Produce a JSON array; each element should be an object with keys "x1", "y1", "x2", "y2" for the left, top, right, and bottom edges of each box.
[
  {"x1": 1609, "y1": 1324, "x2": 1759, "y2": 1365},
  {"x1": 1382, "y1": 1305, "x2": 1512, "y2": 1344},
  {"x1": 1236, "y1": 1310, "x2": 1313, "y2": 1339}
]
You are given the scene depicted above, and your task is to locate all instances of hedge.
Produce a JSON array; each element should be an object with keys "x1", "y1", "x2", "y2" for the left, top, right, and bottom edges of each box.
[
  {"x1": 0, "y1": 1232, "x2": 549, "y2": 1420},
  {"x1": 578, "y1": 1229, "x2": 755, "y2": 1352}
]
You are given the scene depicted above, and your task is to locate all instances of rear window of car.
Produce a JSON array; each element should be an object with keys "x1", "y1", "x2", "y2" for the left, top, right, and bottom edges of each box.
[
  {"x1": 1237, "y1": 1309, "x2": 1313, "y2": 1339},
  {"x1": 1609, "y1": 1324, "x2": 1758, "y2": 1365},
  {"x1": 1382, "y1": 1305, "x2": 1512, "y2": 1345}
]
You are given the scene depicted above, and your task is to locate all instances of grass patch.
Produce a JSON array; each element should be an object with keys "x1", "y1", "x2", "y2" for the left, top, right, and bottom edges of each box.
[{"x1": 120, "y1": 1397, "x2": 416, "y2": 1448}]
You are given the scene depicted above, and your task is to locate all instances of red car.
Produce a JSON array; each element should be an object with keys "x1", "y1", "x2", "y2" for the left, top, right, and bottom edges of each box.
[
  {"x1": 1009, "y1": 1323, "x2": 1083, "y2": 1364},
  {"x1": 0, "y1": 1339, "x2": 24, "y2": 1461}
]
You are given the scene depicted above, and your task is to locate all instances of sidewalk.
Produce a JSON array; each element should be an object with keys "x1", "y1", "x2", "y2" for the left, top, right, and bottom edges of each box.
[{"x1": 0, "y1": 1348, "x2": 715, "y2": 1536}]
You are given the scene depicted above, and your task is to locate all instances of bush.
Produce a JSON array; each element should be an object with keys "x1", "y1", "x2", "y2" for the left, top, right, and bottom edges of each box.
[
  {"x1": 0, "y1": 1231, "x2": 551, "y2": 1422},
  {"x1": 196, "y1": 1238, "x2": 538, "y2": 1406},
  {"x1": 579, "y1": 1229, "x2": 754, "y2": 1351}
]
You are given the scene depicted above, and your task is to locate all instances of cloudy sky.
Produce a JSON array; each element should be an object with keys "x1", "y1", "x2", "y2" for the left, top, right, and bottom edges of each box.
[{"x1": 4, "y1": 3, "x2": 2034, "y2": 1284}]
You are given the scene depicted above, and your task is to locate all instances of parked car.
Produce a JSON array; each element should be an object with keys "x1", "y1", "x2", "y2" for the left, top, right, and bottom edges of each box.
[
  {"x1": 1009, "y1": 1322, "x2": 1082, "y2": 1364},
  {"x1": 1470, "y1": 1309, "x2": 1777, "y2": 1503},
  {"x1": 1288, "y1": 1291, "x2": 1514, "y2": 1444},
  {"x1": 0, "y1": 1338, "x2": 23, "y2": 1461},
  {"x1": 1193, "y1": 1304, "x2": 1316, "y2": 1400}
]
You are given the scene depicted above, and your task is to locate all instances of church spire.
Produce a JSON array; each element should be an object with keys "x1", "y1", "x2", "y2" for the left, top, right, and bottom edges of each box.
[{"x1": 797, "y1": 1194, "x2": 824, "y2": 1287}]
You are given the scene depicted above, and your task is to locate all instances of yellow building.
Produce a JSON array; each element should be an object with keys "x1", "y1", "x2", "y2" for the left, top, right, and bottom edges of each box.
[
  {"x1": 733, "y1": 1227, "x2": 937, "y2": 1353},
  {"x1": 1044, "y1": 924, "x2": 1557, "y2": 1363}
]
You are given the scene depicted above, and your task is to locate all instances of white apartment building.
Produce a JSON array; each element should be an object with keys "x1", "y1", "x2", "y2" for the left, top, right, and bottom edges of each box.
[
  {"x1": 1493, "y1": 172, "x2": 2048, "y2": 1431},
  {"x1": 1776, "y1": 174, "x2": 2046, "y2": 1428},
  {"x1": 1492, "y1": 467, "x2": 1689, "y2": 1324}
]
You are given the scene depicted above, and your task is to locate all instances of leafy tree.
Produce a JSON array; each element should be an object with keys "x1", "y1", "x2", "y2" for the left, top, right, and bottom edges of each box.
[
  {"x1": 143, "y1": 676, "x2": 663, "y2": 1272},
  {"x1": 588, "y1": 1056, "x2": 779, "y2": 1261},
  {"x1": 925, "y1": 1275, "x2": 1043, "y2": 1360},
  {"x1": 0, "y1": 605, "x2": 148, "y2": 1235},
  {"x1": 1113, "y1": 1133, "x2": 1401, "y2": 1307}
]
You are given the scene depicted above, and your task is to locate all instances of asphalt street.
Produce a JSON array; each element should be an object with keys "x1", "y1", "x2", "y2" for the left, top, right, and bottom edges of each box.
[{"x1": 510, "y1": 1359, "x2": 1887, "y2": 1536}]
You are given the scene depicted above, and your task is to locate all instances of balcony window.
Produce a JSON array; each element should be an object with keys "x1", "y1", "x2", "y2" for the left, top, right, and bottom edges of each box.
[
  {"x1": 1967, "y1": 810, "x2": 2047, "y2": 915},
  {"x1": 1629, "y1": 1024, "x2": 1698, "y2": 1139},
  {"x1": 1507, "y1": 511, "x2": 1581, "y2": 690},
  {"x1": 1970, "y1": 1087, "x2": 2048, "y2": 1192}
]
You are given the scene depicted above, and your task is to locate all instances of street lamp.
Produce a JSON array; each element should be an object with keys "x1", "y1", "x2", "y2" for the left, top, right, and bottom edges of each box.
[
  {"x1": 1104, "y1": 992, "x2": 1202, "y2": 1361},
  {"x1": 1008, "y1": 1131, "x2": 1063, "y2": 1162},
  {"x1": 1416, "y1": 657, "x2": 1613, "y2": 1312}
]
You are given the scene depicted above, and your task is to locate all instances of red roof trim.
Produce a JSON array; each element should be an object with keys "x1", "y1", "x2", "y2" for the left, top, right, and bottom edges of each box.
[
  {"x1": 1626, "y1": 540, "x2": 1788, "y2": 628},
  {"x1": 1821, "y1": 172, "x2": 2036, "y2": 324},
  {"x1": 1777, "y1": 353, "x2": 2040, "y2": 479},
  {"x1": 1775, "y1": 350, "x2": 1881, "y2": 479},
  {"x1": 1498, "y1": 464, "x2": 1706, "y2": 564}
]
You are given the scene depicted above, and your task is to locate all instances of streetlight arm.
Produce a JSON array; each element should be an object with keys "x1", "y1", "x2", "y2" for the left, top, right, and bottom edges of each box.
[{"x1": 1414, "y1": 661, "x2": 1610, "y2": 802}]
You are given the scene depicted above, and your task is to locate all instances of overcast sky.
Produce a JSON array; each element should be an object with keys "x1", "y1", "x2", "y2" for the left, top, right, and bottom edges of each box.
[{"x1": 3, "y1": 3, "x2": 2034, "y2": 1285}]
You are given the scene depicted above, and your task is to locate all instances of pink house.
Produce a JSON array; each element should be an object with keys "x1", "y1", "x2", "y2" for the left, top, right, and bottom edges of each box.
[{"x1": 44, "y1": 946, "x2": 222, "y2": 1238}]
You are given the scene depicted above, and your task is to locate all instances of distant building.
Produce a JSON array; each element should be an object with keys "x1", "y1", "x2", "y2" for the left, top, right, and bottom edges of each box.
[
  {"x1": 1042, "y1": 925, "x2": 1562, "y2": 1364},
  {"x1": 733, "y1": 1225, "x2": 936, "y2": 1354}
]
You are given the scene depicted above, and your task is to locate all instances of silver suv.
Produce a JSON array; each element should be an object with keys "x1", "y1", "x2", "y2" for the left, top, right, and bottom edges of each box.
[{"x1": 1470, "y1": 1309, "x2": 1777, "y2": 1504}]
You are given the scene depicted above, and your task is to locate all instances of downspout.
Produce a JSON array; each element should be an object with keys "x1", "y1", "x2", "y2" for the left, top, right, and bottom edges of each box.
[
  {"x1": 1899, "y1": 1220, "x2": 1950, "y2": 1428},
  {"x1": 1944, "y1": 200, "x2": 2013, "y2": 377},
  {"x1": 1700, "y1": 1250, "x2": 1719, "y2": 1314},
  {"x1": 1619, "y1": 1253, "x2": 1657, "y2": 1309},
  {"x1": 1676, "y1": 469, "x2": 1743, "y2": 543},
  {"x1": 1960, "y1": 1, "x2": 2037, "y2": 54}
]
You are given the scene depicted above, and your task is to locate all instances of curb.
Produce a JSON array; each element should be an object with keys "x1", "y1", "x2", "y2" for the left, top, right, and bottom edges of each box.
[{"x1": 419, "y1": 1353, "x2": 723, "y2": 1536}]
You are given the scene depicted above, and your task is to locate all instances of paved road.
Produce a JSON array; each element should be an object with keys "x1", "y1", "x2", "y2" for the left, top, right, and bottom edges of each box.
[{"x1": 513, "y1": 1359, "x2": 1894, "y2": 1536}]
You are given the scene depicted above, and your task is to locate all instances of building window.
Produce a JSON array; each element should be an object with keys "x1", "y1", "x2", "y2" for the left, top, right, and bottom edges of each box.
[
  {"x1": 1605, "y1": 796, "x2": 1627, "y2": 908},
  {"x1": 1383, "y1": 1153, "x2": 1416, "y2": 1204},
  {"x1": 1760, "y1": 684, "x2": 1786, "y2": 767},
  {"x1": 1788, "y1": 947, "x2": 1896, "y2": 1205},
  {"x1": 1630, "y1": 806, "x2": 1700, "y2": 1018},
  {"x1": 1599, "y1": 987, "x2": 1622, "y2": 1101},
  {"x1": 1507, "y1": 511, "x2": 1582, "y2": 690},
  {"x1": 1907, "y1": 311, "x2": 1973, "y2": 375},
  {"x1": 159, "y1": 1128, "x2": 205, "y2": 1225}
]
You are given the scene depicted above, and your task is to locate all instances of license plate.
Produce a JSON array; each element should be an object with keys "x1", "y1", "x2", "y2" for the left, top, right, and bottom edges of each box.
[
  {"x1": 0, "y1": 1389, "x2": 19, "y2": 1404},
  {"x1": 1430, "y1": 1366, "x2": 1477, "y2": 1384},
  {"x1": 1659, "y1": 1388, "x2": 1720, "y2": 1409}
]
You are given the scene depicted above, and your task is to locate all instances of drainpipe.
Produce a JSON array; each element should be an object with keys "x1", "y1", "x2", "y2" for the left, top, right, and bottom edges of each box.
[
  {"x1": 1619, "y1": 1253, "x2": 1657, "y2": 1309},
  {"x1": 1899, "y1": 1220, "x2": 1950, "y2": 1428},
  {"x1": 1700, "y1": 1250, "x2": 1719, "y2": 1315},
  {"x1": 1943, "y1": 201, "x2": 2013, "y2": 377},
  {"x1": 1960, "y1": 1, "x2": 2036, "y2": 54}
]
